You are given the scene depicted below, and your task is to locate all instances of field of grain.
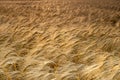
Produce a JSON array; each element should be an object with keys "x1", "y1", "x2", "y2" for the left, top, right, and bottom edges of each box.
[{"x1": 0, "y1": 0, "x2": 120, "y2": 80}]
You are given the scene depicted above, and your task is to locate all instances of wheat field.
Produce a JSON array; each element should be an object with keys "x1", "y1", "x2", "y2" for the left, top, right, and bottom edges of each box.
[{"x1": 0, "y1": 0, "x2": 120, "y2": 80}]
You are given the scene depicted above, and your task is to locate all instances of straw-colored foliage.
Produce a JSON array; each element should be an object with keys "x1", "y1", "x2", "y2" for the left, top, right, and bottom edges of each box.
[{"x1": 0, "y1": 0, "x2": 120, "y2": 80}]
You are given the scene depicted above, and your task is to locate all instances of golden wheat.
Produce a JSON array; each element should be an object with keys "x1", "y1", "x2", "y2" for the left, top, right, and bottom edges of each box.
[{"x1": 0, "y1": 0, "x2": 120, "y2": 80}]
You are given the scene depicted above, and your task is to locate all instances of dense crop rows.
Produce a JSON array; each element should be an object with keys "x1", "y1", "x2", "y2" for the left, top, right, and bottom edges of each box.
[{"x1": 0, "y1": 0, "x2": 120, "y2": 80}]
